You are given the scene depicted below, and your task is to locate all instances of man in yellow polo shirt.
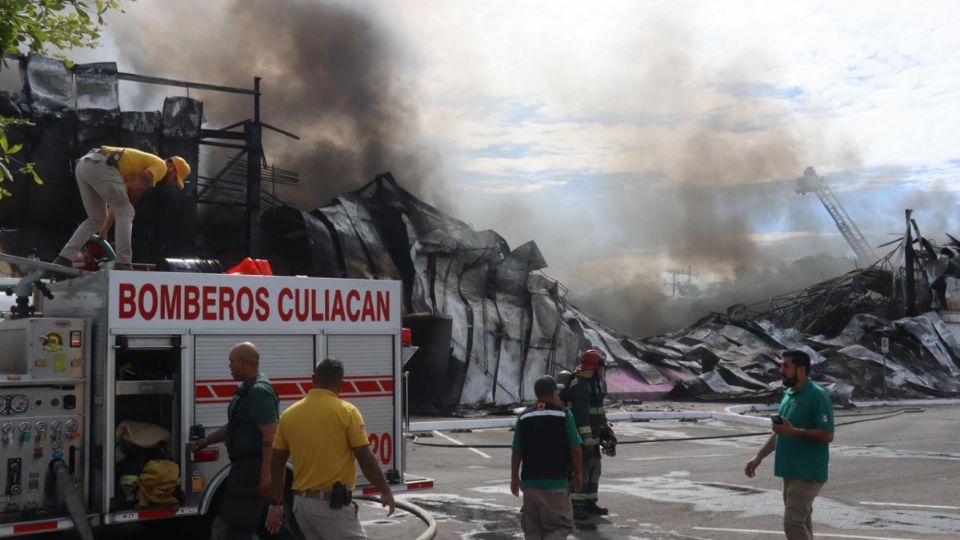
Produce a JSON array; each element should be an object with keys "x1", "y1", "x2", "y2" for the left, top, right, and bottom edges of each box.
[
  {"x1": 53, "y1": 145, "x2": 190, "y2": 269},
  {"x1": 265, "y1": 359, "x2": 395, "y2": 539}
]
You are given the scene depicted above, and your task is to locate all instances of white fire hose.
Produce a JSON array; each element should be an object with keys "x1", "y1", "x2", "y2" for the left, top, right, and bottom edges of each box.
[{"x1": 355, "y1": 495, "x2": 437, "y2": 540}]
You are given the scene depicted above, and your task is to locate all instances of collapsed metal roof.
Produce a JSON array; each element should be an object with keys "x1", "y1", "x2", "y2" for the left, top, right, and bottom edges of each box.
[{"x1": 264, "y1": 175, "x2": 960, "y2": 411}]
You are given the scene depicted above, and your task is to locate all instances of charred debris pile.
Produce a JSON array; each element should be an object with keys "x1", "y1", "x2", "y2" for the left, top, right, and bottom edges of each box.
[{"x1": 261, "y1": 176, "x2": 960, "y2": 412}]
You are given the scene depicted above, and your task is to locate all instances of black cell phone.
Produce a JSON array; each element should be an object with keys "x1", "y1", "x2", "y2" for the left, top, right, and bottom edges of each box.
[{"x1": 771, "y1": 414, "x2": 784, "y2": 425}]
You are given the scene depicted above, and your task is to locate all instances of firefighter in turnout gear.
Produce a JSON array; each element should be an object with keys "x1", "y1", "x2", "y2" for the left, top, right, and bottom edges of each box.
[{"x1": 563, "y1": 349, "x2": 612, "y2": 520}]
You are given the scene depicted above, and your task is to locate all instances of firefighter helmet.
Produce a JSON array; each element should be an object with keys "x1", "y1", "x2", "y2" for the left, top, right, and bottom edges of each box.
[{"x1": 578, "y1": 349, "x2": 606, "y2": 370}]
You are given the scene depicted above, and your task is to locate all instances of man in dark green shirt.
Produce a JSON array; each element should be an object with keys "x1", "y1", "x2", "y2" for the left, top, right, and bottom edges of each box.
[
  {"x1": 511, "y1": 375, "x2": 583, "y2": 539},
  {"x1": 190, "y1": 342, "x2": 279, "y2": 540},
  {"x1": 745, "y1": 350, "x2": 835, "y2": 540}
]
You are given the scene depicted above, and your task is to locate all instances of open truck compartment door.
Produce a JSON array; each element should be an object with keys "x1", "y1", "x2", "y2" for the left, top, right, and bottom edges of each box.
[{"x1": 105, "y1": 334, "x2": 187, "y2": 523}]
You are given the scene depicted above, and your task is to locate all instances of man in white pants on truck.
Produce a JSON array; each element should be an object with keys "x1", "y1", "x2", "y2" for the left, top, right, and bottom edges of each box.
[{"x1": 53, "y1": 146, "x2": 189, "y2": 269}]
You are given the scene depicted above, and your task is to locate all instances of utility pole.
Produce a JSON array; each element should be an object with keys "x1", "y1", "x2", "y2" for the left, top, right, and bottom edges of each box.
[
  {"x1": 904, "y1": 208, "x2": 916, "y2": 316},
  {"x1": 663, "y1": 267, "x2": 698, "y2": 298},
  {"x1": 245, "y1": 77, "x2": 263, "y2": 258}
]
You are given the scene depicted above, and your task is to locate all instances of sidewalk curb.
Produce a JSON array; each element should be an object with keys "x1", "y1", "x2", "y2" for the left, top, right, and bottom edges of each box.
[{"x1": 408, "y1": 399, "x2": 960, "y2": 433}]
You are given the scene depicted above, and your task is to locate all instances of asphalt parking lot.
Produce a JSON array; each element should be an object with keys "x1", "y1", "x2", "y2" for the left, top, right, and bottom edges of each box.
[
  {"x1": 57, "y1": 404, "x2": 960, "y2": 539},
  {"x1": 386, "y1": 404, "x2": 960, "y2": 539}
]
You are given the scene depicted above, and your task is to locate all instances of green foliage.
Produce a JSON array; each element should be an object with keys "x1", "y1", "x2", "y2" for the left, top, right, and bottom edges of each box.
[
  {"x1": 0, "y1": 117, "x2": 42, "y2": 199},
  {"x1": 0, "y1": 0, "x2": 126, "y2": 199},
  {"x1": 1, "y1": 1, "x2": 123, "y2": 60}
]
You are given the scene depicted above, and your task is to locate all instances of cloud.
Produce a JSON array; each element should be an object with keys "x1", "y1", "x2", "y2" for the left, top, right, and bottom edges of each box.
[{"x1": 466, "y1": 179, "x2": 568, "y2": 195}]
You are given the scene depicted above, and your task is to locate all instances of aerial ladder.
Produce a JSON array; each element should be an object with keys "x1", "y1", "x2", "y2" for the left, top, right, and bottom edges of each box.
[{"x1": 795, "y1": 166, "x2": 877, "y2": 264}]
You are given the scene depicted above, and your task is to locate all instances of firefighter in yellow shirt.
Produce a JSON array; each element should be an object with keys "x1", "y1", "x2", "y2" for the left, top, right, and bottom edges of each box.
[
  {"x1": 53, "y1": 146, "x2": 190, "y2": 269},
  {"x1": 266, "y1": 359, "x2": 395, "y2": 539}
]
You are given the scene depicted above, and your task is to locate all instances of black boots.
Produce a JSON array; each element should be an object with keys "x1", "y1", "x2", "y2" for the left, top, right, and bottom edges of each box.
[
  {"x1": 584, "y1": 502, "x2": 609, "y2": 515},
  {"x1": 573, "y1": 506, "x2": 591, "y2": 521}
]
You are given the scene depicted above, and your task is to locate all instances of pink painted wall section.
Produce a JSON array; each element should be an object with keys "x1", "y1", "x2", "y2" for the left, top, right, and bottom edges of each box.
[{"x1": 604, "y1": 367, "x2": 676, "y2": 400}]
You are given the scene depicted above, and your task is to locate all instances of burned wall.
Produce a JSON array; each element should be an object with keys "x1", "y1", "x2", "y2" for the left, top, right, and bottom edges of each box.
[{"x1": 263, "y1": 174, "x2": 690, "y2": 412}]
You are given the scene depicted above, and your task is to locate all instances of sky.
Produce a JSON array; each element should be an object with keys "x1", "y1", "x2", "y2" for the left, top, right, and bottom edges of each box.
[
  {"x1": 4, "y1": 0, "x2": 959, "y2": 332},
  {"x1": 374, "y1": 0, "x2": 960, "y2": 279}
]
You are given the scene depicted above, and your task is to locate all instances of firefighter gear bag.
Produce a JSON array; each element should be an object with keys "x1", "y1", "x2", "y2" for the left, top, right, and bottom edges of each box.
[
  {"x1": 115, "y1": 421, "x2": 170, "y2": 462},
  {"x1": 135, "y1": 459, "x2": 180, "y2": 509}
]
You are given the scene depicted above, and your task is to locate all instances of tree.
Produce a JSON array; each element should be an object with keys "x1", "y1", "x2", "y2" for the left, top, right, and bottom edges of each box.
[{"x1": 0, "y1": 0, "x2": 125, "y2": 199}]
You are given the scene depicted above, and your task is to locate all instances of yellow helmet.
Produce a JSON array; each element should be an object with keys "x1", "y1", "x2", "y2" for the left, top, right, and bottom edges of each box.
[{"x1": 168, "y1": 156, "x2": 191, "y2": 189}]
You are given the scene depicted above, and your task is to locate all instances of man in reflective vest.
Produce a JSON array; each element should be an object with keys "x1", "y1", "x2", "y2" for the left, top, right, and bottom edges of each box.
[
  {"x1": 511, "y1": 375, "x2": 583, "y2": 539},
  {"x1": 563, "y1": 349, "x2": 609, "y2": 521}
]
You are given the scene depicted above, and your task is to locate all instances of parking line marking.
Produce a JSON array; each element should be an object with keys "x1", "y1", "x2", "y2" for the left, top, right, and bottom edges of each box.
[
  {"x1": 432, "y1": 430, "x2": 492, "y2": 459},
  {"x1": 693, "y1": 527, "x2": 923, "y2": 540},
  {"x1": 629, "y1": 453, "x2": 735, "y2": 461},
  {"x1": 860, "y1": 501, "x2": 960, "y2": 510},
  {"x1": 482, "y1": 478, "x2": 512, "y2": 484}
]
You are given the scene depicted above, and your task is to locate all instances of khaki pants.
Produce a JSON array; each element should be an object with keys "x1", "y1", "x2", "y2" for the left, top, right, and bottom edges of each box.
[
  {"x1": 521, "y1": 487, "x2": 573, "y2": 540},
  {"x1": 293, "y1": 495, "x2": 366, "y2": 540},
  {"x1": 782, "y1": 478, "x2": 823, "y2": 540},
  {"x1": 59, "y1": 151, "x2": 134, "y2": 264}
]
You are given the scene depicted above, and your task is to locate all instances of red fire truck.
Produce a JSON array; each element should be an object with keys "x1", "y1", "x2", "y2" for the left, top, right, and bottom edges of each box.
[{"x1": 0, "y1": 261, "x2": 430, "y2": 537}]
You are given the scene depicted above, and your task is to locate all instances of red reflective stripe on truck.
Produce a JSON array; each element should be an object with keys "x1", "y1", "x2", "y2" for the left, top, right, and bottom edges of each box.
[
  {"x1": 355, "y1": 380, "x2": 380, "y2": 393},
  {"x1": 272, "y1": 382, "x2": 301, "y2": 396},
  {"x1": 12, "y1": 521, "x2": 59, "y2": 533},
  {"x1": 138, "y1": 508, "x2": 175, "y2": 519},
  {"x1": 211, "y1": 384, "x2": 237, "y2": 398},
  {"x1": 361, "y1": 479, "x2": 434, "y2": 495},
  {"x1": 196, "y1": 376, "x2": 394, "y2": 403}
]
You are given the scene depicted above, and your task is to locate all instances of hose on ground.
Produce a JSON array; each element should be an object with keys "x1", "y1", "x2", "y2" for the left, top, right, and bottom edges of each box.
[
  {"x1": 355, "y1": 495, "x2": 437, "y2": 540},
  {"x1": 410, "y1": 407, "x2": 923, "y2": 449},
  {"x1": 50, "y1": 459, "x2": 95, "y2": 540}
]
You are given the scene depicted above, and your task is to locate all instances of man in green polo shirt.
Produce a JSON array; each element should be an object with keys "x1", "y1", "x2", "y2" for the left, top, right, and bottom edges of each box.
[
  {"x1": 745, "y1": 350, "x2": 834, "y2": 540},
  {"x1": 190, "y1": 342, "x2": 278, "y2": 540},
  {"x1": 511, "y1": 375, "x2": 583, "y2": 539}
]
